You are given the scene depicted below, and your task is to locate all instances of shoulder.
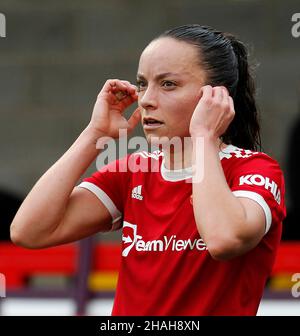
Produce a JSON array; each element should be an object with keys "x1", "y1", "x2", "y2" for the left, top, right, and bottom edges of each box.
[
  {"x1": 222, "y1": 145, "x2": 285, "y2": 204},
  {"x1": 222, "y1": 145, "x2": 286, "y2": 220},
  {"x1": 220, "y1": 145, "x2": 283, "y2": 174}
]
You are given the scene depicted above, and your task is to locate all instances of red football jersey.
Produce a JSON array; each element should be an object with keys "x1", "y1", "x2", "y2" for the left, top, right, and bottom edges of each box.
[{"x1": 78, "y1": 144, "x2": 286, "y2": 316}]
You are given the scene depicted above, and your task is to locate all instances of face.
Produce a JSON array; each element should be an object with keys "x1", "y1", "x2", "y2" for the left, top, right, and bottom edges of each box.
[{"x1": 137, "y1": 37, "x2": 206, "y2": 145}]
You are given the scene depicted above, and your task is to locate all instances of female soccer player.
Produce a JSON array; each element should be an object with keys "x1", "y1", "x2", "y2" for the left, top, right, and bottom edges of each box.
[{"x1": 10, "y1": 24, "x2": 286, "y2": 315}]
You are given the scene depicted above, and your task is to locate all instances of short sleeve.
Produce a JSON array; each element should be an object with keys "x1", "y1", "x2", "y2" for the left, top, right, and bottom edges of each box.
[
  {"x1": 228, "y1": 152, "x2": 286, "y2": 234},
  {"x1": 77, "y1": 155, "x2": 130, "y2": 231}
]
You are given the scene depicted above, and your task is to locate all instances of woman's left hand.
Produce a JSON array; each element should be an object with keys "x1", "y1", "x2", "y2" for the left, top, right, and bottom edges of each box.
[{"x1": 189, "y1": 85, "x2": 235, "y2": 139}]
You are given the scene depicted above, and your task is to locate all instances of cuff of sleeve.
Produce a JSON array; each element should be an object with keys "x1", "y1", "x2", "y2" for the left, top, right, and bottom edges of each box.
[
  {"x1": 77, "y1": 181, "x2": 122, "y2": 230},
  {"x1": 232, "y1": 190, "x2": 272, "y2": 234}
]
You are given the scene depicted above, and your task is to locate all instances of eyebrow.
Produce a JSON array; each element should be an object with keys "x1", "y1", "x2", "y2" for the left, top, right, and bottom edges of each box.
[{"x1": 136, "y1": 72, "x2": 180, "y2": 81}]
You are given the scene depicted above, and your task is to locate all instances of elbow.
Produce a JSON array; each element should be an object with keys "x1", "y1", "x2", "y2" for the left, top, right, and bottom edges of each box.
[
  {"x1": 10, "y1": 222, "x2": 39, "y2": 249},
  {"x1": 10, "y1": 221, "x2": 21, "y2": 245},
  {"x1": 206, "y1": 236, "x2": 245, "y2": 261},
  {"x1": 10, "y1": 224, "x2": 27, "y2": 248}
]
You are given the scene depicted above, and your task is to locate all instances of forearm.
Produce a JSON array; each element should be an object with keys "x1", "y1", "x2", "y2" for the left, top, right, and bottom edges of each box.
[
  {"x1": 11, "y1": 126, "x2": 106, "y2": 240},
  {"x1": 192, "y1": 135, "x2": 247, "y2": 256}
]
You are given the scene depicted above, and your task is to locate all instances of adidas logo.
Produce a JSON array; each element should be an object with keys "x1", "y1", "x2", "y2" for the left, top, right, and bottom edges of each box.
[{"x1": 132, "y1": 185, "x2": 143, "y2": 200}]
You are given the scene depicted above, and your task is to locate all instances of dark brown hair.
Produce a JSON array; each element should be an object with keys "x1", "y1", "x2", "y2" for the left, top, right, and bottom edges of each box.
[{"x1": 156, "y1": 24, "x2": 261, "y2": 151}]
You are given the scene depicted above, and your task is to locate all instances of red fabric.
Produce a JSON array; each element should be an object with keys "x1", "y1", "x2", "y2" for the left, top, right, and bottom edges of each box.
[{"x1": 83, "y1": 146, "x2": 286, "y2": 316}]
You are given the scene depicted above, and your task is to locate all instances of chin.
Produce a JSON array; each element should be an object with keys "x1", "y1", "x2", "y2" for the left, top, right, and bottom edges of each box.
[{"x1": 145, "y1": 133, "x2": 174, "y2": 149}]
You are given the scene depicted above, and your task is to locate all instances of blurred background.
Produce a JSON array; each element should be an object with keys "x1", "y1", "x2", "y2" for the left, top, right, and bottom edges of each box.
[{"x1": 0, "y1": 0, "x2": 299, "y2": 315}]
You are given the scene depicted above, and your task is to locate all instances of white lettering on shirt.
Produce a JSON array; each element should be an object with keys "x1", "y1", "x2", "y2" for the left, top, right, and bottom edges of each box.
[{"x1": 239, "y1": 174, "x2": 281, "y2": 204}]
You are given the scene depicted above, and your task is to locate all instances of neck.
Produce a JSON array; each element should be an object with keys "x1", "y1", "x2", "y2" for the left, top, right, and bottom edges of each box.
[
  {"x1": 162, "y1": 137, "x2": 225, "y2": 171},
  {"x1": 162, "y1": 138, "x2": 193, "y2": 170}
]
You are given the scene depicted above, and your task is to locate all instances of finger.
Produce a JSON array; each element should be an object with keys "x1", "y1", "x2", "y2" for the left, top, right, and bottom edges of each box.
[
  {"x1": 99, "y1": 79, "x2": 128, "y2": 96},
  {"x1": 114, "y1": 80, "x2": 137, "y2": 100},
  {"x1": 200, "y1": 85, "x2": 213, "y2": 101},
  {"x1": 221, "y1": 87, "x2": 230, "y2": 105},
  {"x1": 115, "y1": 90, "x2": 129, "y2": 101},
  {"x1": 228, "y1": 96, "x2": 235, "y2": 112},
  {"x1": 121, "y1": 80, "x2": 137, "y2": 92},
  {"x1": 212, "y1": 86, "x2": 223, "y2": 102},
  {"x1": 116, "y1": 89, "x2": 138, "y2": 104},
  {"x1": 118, "y1": 80, "x2": 138, "y2": 98},
  {"x1": 107, "y1": 80, "x2": 136, "y2": 102},
  {"x1": 221, "y1": 86, "x2": 229, "y2": 95},
  {"x1": 127, "y1": 106, "x2": 142, "y2": 131},
  {"x1": 111, "y1": 85, "x2": 131, "y2": 96}
]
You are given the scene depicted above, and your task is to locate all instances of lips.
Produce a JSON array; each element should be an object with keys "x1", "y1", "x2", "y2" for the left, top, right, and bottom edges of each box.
[{"x1": 143, "y1": 117, "x2": 164, "y2": 126}]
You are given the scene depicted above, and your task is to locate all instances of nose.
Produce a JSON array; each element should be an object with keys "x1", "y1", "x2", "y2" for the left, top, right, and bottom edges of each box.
[{"x1": 139, "y1": 85, "x2": 158, "y2": 110}]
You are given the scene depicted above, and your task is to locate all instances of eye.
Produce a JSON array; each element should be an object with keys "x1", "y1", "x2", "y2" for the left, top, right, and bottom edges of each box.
[
  {"x1": 162, "y1": 80, "x2": 176, "y2": 88},
  {"x1": 136, "y1": 80, "x2": 147, "y2": 92}
]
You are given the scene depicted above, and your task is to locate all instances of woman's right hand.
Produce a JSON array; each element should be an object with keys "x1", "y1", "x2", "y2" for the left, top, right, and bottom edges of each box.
[{"x1": 88, "y1": 79, "x2": 142, "y2": 139}]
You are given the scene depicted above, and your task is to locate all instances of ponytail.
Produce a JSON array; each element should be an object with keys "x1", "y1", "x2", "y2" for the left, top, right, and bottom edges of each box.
[{"x1": 222, "y1": 33, "x2": 261, "y2": 151}]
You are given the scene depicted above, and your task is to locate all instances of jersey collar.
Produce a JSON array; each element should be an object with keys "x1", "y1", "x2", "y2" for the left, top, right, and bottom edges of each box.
[{"x1": 160, "y1": 144, "x2": 238, "y2": 182}]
